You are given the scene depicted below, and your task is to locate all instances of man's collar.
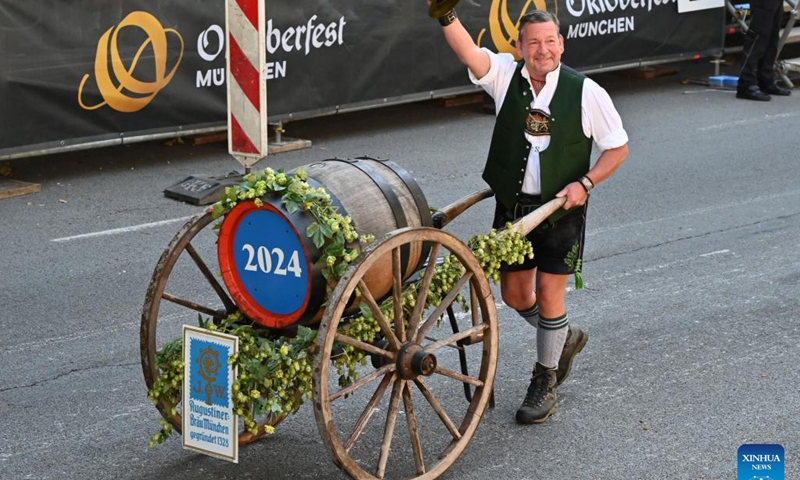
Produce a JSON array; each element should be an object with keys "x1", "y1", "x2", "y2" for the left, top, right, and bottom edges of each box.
[{"x1": 521, "y1": 62, "x2": 563, "y2": 82}]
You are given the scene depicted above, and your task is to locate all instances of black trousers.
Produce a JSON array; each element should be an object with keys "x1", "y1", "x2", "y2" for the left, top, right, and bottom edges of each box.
[{"x1": 738, "y1": 0, "x2": 784, "y2": 90}]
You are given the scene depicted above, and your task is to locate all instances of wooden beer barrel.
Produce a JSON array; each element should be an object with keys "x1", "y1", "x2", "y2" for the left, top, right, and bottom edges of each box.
[{"x1": 217, "y1": 157, "x2": 432, "y2": 329}]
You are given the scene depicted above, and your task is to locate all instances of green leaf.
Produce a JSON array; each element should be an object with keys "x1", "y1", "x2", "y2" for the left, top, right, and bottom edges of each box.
[
  {"x1": 282, "y1": 190, "x2": 302, "y2": 203},
  {"x1": 325, "y1": 234, "x2": 345, "y2": 257},
  {"x1": 296, "y1": 326, "x2": 317, "y2": 344},
  {"x1": 252, "y1": 397, "x2": 267, "y2": 413},
  {"x1": 334, "y1": 261, "x2": 348, "y2": 277},
  {"x1": 223, "y1": 186, "x2": 238, "y2": 202},
  {"x1": 319, "y1": 223, "x2": 333, "y2": 239},
  {"x1": 321, "y1": 267, "x2": 334, "y2": 281},
  {"x1": 358, "y1": 303, "x2": 374, "y2": 319},
  {"x1": 304, "y1": 192, "x2": 324, "y2": 202},
  {"x1": 284, "y1": 199, "x2": 299, "y2": 214},
  {"x1": 211, "y1": 203, "x2": 225, "y2": 219},
  {"x1": 307, "y1": 223, "x2": 326, "y2": 248}
]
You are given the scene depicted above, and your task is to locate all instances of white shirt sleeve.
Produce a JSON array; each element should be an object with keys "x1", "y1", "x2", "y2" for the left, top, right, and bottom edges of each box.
[
  {"x1": 468, "y1": 49, "x2": 517, "y2": 114},
  {"x1": 581, "y1": 78, "x2": 629, "y2": 151}
]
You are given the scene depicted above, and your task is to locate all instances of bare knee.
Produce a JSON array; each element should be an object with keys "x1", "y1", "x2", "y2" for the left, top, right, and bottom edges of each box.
[
  {"x1": 501, "y1": 290, "x2": 535, "y2": 311},
  {"x1": 500, "y1": 271, "x2": 537, "y2": 311}
]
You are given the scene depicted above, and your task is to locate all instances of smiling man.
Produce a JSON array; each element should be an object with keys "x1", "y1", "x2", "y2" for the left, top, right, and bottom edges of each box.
[{"x1": 431, "y1": 7, "x2": 629, "y2": 424}]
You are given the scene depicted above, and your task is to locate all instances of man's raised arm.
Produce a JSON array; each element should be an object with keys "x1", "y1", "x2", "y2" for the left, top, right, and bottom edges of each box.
[{"x1": 431, "y1": 5, "x2": 491, "y2": 79}]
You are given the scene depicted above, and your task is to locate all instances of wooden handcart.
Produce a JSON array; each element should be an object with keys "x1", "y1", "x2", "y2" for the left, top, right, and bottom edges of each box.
[{"x1": 140, "y1": 157, "x2": 565, "y2": 480}]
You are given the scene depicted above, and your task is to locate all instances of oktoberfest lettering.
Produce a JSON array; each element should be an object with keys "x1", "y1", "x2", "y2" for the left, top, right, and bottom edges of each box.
[
  {"x1": 566, "y1": 0, "x2": 677, "y2": 16},
  {"x1": 196, "y1": 14, "x2": 347, "y2": 87},
  {"x1": 266, "y1": 15, "x2": 346, "y2": 55}
]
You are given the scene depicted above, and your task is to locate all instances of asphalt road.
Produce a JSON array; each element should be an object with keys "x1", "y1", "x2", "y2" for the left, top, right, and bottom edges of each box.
[{"x1": 1, "y1": 59, "x2": 798, "y2": 480}]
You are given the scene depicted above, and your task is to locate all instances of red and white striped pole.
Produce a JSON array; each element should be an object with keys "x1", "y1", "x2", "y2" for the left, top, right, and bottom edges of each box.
[{"x1": 226, "y1": 0, "x2": 267, "y2": 170}]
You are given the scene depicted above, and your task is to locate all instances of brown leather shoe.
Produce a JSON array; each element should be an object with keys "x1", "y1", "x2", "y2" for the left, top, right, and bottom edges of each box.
[
  {"x1": 556, "y1": 325, "x2": 588, "y2": 385},
  {"x1": 516, "y1": 363, "x2": 557, "y2": 424}
]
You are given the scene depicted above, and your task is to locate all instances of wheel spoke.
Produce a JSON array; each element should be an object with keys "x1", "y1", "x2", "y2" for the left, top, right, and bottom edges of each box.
[
  {"x1": 423, "y1": 336, "x2": 462, "y2": 351},
  {"x1": 392, "y1": 247, "x2": 405, "y2": 342},
  {"x1": 330, "y1": 364, "x2": 395, "y2": 402},
  {"x1": 470, "y1": 280, "x2": 480, "y2": 327},
  {"x1": 413, "y1": 378, "x2": 461, "y2": 440},
  {"x1": 402, "y1": 381, "x2": 426, "y2": 475},
  {"x1": 434, "y1": 366, "x2": 484, "y2": 387},
  {"x1": 357, "y1": 279, "x2": 401, "y2": 351},
  {"x1": 185, "y1": 242, "x2": 236, "y2": 312},
  {"x1": 161, "y1": 293, "x2": 225, "y2": 318},
  {"x1": 408, "y1": 243, "x2": 441, "y2": 335},
  {"x1": 416, "y1": 272, "x2": 473, "y2": 342},
  {"x1": 376, "y1": 379, "x2": 405, "y2": 479},
  {"x1": 333, "y1": 332, "x2": 394, "y2": 361},
  {"x1": 424, "y1": 324, "x2": 487, "y2": 353},
  {"x1": 345, "y1": 373, "x2": 394, "y2": 452}
]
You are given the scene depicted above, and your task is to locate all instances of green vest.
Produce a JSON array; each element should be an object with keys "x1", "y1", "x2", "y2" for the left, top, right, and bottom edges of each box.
[{"x1": 482, "y1": 62, "x2": 592, "y2": 223}]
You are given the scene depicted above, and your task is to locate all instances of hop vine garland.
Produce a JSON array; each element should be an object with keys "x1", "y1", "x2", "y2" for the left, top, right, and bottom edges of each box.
[
  {"x1": 211, "y1": 167, "x2": 374, "y2": 282},
  {"x1": 147, "y1": 168, "x2": 534, "y2": 447}
]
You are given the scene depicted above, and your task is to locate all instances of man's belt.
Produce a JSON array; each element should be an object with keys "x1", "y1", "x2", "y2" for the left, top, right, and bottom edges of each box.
[{"x1": 513, "y1": 194, "x2": 542, "y2": 219}]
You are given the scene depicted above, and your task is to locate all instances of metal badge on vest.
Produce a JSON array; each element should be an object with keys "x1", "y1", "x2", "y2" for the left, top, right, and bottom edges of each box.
[{"x1": 525, "y1": 109, "x2": 550, "y2": 136}]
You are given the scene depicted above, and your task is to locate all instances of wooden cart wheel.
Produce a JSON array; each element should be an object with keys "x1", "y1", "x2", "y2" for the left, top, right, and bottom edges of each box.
[
  {"x1": 140, "y1": 211, "x2": 286, "y2": 445},
  {"x1": 313, "y1": 227, "x2": 498, "y2": 480}
]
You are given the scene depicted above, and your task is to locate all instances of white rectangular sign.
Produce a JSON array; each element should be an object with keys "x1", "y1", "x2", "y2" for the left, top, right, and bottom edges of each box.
[
  {"x1": 677, "y1": 0, "x2": 725, "y2": 13},
  {"x1": 182, "y1": 325, "x2": 239, "y2": 463}
]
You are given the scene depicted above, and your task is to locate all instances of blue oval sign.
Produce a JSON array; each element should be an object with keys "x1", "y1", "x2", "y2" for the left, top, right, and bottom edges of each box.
[{"x1": 232, "y1": 209, "x2": 309, "y2": 315}]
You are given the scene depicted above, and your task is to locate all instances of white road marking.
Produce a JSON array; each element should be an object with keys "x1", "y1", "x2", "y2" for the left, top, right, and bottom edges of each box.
[
  {"x1": 51, "y1": 215, "x2": 195, "y2": 243},
  {"x1": 698, "y1": 111, "x2": 800, "y2": 131},
  {"x1": 699, "y1": 249, "x2": 730, "y2": 257}
]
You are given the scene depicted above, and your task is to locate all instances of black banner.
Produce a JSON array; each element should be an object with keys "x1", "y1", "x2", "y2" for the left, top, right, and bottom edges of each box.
[{"x1": 0, "y1": 0, "x2": 724, "y2": 159}]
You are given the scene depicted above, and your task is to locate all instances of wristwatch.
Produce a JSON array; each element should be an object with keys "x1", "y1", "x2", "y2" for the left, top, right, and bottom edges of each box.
[{"x1": 578, "y1": 176, "x2": 594, "y2": 195}]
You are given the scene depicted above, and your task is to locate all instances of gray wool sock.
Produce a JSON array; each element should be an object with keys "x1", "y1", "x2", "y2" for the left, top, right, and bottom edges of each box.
[
  {"x1": 537, "y1": 313, "x2": 569, "y2": 369},
  {"x1": 516, "y1": 305, "x2": 539, "y2": 328}
]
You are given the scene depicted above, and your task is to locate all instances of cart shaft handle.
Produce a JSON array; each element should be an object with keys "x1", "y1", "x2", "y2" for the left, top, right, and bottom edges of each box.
[
  {"x1": 432, "y1": 188, "x2": 494, "y2": 229},
  {"x1": 498, "y1": 197, "x2": 567, "y2": 239}
]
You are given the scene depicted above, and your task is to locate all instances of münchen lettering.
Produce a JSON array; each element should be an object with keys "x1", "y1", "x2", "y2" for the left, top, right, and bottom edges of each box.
[
  {"x1": 266, "y1": 15, "x2": 346, "y2": 55},
  {"x1": 566, "y1": 0, "x2": 676, "y2": 17},
  {"x1": 566, "y1": 17, "x2": 634, "y2": 38},
  {"x1": 189, "y1": 414, "x2": 231, "y2": 435}
]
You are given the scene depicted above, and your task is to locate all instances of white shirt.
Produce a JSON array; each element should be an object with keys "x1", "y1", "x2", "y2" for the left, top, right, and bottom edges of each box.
[{"x1": 469, "y1": 49, "x2": 628, "y2": 195}]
